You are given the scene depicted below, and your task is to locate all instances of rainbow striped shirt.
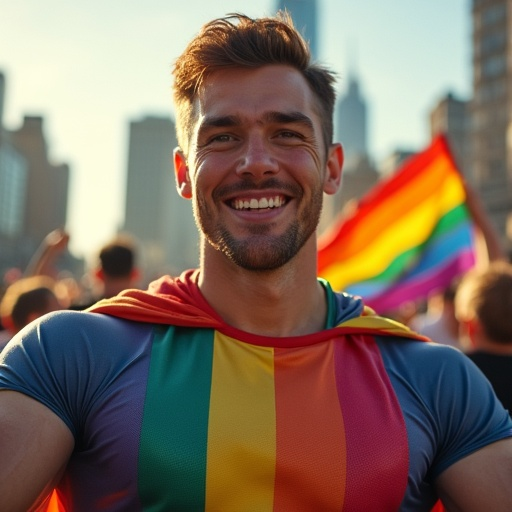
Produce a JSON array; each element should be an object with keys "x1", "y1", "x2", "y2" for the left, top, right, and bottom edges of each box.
[{"x1": 1, "y1": 271, "x2": 511, "y2": 511}]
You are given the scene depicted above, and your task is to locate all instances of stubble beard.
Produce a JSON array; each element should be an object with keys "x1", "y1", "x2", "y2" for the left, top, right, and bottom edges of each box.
[{"x1": 194, "y1": 186, "x2": 324, "y2": 272}]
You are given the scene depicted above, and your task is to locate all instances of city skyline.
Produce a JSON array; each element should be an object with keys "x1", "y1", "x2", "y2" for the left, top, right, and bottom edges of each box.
[{"x1": 0, "y1": 0, "x2": 470, "y2": 263}]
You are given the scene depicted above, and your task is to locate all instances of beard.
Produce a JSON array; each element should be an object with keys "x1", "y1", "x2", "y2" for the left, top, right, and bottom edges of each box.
[{"x1": 194, "y1": 179, "x2": 324, "y2": 271}]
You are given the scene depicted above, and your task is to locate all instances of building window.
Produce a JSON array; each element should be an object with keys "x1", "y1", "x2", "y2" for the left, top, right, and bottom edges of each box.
[
  {"x1": 480, "y1": 31, "x2": 507, "y2": 55},
  {"x1": 482, "y1": 4, "x2": 507, "y2": 26},
  {"x1": 482, "y1": 54, "x2": 507, "y2": 77}
]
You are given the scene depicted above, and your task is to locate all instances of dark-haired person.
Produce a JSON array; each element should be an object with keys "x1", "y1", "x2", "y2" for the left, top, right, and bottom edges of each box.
[
  {"x1": 1, "y1": 12, "x2": 511, "y2": 511},
  {"x1": 71, "y1": 235, "x2": 141, "y2": 310}
]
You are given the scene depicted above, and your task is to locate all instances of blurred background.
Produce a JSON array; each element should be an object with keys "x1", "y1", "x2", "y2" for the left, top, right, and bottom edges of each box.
[{"x1": 1, "y1": 0, "x2": 509, "y2": 285}]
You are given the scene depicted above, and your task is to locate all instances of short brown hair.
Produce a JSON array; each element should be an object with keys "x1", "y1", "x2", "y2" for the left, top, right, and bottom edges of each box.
[
  {"x1": 455, "y1": 261, "x2": 512, "y2": 344},
  {"x1": 0, "y1": 276, "x2": 58, "y2": 332},
  {"x1": 172, "y1": 12, "x2": 337, "y2": 157}
]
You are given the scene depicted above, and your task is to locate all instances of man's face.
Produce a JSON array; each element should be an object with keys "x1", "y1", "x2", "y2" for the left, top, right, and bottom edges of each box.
[{"x1": 176, "y1": 65, "x2": 341, "y2": 271}]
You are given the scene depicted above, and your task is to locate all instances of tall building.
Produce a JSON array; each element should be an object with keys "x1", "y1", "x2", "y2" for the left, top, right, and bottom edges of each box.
[
  {"x1": 0, "y1": 90, "x2": 74, "y2": 277},
  {"x1": 276, "y1": 0, "x2": 318, "y2": 59},
  {"x1": 123, "y1": 116, "x2": 198, "y2": 281},
  {"x1": 0, "y1": 136, "x2": 27, "y2": 238},
  {"x1": 0, "y1": 74, "x2": 27, "y2": 241},
  {"x1": 429, "y1": 92, "x2": 471, "y2": 178},
  {"x1": 0, "y1": 72, "x2": 5, "y2": 128},
  {"x1": 336, "y1": 73, "x2": 368, "y2": 167},
  {"x1": 319, "y1": 70, "x2": 377, "y2": 233},
  {"x1": 471, "y1": 0, "x2": 511, "y2": 247},
  {"x1": 9, "y1": 116, "x2": 69, "y2": 244}
]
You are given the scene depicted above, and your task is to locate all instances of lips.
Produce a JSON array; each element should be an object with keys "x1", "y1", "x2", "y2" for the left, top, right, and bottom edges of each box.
[{"x1": 231, "y1": 195, "x2": 288, "y2": 210}]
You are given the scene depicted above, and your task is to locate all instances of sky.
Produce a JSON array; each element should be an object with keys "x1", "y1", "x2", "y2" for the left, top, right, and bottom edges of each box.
[{"x1": 0, "y1": 0, "x2": 471, "y2": 264}]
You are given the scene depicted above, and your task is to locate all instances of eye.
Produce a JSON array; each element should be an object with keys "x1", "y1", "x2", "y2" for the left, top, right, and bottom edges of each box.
[
  {"x1": 209, "y1": 133, "x2": 236, "y2": 143},
  {"x1": 278, "y1": 130, "x2": 301, "y2": 138},
  {"x1": 275, "y1": 130, "x2": 305, "y2": 143}
]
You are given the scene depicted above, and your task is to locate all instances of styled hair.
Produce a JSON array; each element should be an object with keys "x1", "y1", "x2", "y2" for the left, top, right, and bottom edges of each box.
[
  {"x1": 455, "y1": 261, "x2": 512, "y2": 344},
  {"x1": 172, "y1": 12, "x2": 337, "y2": 157}
]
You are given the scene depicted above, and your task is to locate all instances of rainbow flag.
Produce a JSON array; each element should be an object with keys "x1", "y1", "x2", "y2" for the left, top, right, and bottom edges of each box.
[{"x1": 317, "y1": 135, "x2": 476, "y2": 314}]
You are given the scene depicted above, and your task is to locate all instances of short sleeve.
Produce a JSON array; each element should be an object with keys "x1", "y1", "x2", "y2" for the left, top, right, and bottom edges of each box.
[{"x1": 0, "y1": 310, "x2": 150, "y2": 437}]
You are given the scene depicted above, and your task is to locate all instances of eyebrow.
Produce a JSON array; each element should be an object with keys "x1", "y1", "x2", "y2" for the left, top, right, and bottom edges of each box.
[
  {"x1": 199, "y1": 111, "x2": 315, "y2": 131},
  {"x1": 262, "y1": 111, "x2": 315, "y2": 130}
]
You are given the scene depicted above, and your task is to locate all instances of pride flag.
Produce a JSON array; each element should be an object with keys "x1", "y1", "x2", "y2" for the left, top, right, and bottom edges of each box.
[{"x1": 317, "y1": 135, "x2": 476, "y2": 314}]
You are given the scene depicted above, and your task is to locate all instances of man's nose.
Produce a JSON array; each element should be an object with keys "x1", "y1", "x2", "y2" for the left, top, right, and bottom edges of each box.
[{"x1": 235, "y1": 136, "x2": 279, "y2": 179}]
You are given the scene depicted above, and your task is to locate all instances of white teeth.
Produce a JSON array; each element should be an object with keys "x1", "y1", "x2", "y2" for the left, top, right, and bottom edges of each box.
[{"x1": 233, "y1": 196, "x2": 284, "y2": 210}]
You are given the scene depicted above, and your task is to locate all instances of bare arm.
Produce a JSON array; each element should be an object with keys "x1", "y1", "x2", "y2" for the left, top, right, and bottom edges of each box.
[
  {"x1": 24, "y1": 229, "x2": 70, "y2": 278},
  {"x1": 0, "y1": 390, "x2": 74, "y2": 512},
  {"x1": 435, "y1": 438, "x2": 512, "y2": 511}
]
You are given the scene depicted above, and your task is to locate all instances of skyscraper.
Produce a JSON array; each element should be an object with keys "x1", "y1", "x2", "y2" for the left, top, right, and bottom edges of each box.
[
  {"x1": 9, "y1": 116, "x2": 69, "y2": 245},
  {"x1": 0, "y1": 72, "x2": 5, "y2": 129},
  {"x1": 319, "y1": 72, "x2": 378, "y2": 233},
  {"x1": 123, "y1": 116, "x2": 198, "y2": 281},
  {"x1": 336, "y1": 73, "x2": 368, "y2": 167},
  {"x1": 0, "y1": 139, "x2": 27, "y2": 238},
  {"x1": 276, "y1": 0, "x2": 318, "y2": 59},
  {"x1": 0, "y1": 106, "x2": 72, "y2": 276},
  {"x1": 471, "y1": 0, "x2": 511, "y2": 246},
  {"x1": 429, "y1": 92, "x2": 471, "y2": 178}
]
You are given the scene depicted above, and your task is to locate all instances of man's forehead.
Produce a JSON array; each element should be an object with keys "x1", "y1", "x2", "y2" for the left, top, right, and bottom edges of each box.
[
  {"x1": 197, "y1": 66, "x2": 314, "y2": 104},
  {"x1": 193, "y1": 67, "x2": 319, "y2": 126}
]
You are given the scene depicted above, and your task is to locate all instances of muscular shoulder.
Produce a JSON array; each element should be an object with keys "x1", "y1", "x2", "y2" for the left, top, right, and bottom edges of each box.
[
  {"x1": 5, "y1": 309, "x2": 152, "y2": 356},
  {"x1": 377, "y1": 337, "x2": 512, "y2": 476},
  {"x1": 1, "y1": 310, "x2": 155, "y2": 436},
  {"x1": 376, "y1": 338, "x2": 497, "y2": 412}
]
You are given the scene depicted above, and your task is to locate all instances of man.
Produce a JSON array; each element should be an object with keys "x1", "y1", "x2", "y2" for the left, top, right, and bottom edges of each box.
[
  {"x1": 0, "y1": 275, "x2": 62, "y2": 350},
  {"x1": 410, "y1": 279, "x2": 461, "y2": 348},
  {"x1": 455, "y1": 260, "x2": 512, "y2": 413},
  {"x1": 70, "y1": 235, "x2": 140, "y2": 309},
  {"x1": 0, "y1": 13, "x2": 511, "y2": 512},
  {"x1": 95, "y1": 236, "x2": 139, "y2": 298}
]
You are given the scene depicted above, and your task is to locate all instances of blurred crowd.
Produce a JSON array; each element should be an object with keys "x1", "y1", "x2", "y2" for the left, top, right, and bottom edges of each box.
[{"x1": 0, "y1": 229, "x2": 141, "y2": 348}]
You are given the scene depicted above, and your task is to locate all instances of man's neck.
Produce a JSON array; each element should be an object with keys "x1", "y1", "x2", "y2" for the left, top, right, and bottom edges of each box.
[{"x1": 198, "y1": 251, "x2": 327, "y2": 338}]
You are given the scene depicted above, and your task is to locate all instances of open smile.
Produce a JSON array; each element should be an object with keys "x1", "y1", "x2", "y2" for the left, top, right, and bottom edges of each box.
[{"x1": 230, "y1": 195, "x2": 288, "y2": 211}]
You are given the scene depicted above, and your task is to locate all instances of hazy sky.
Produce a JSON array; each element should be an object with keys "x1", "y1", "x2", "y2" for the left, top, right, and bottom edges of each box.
[{"x1": 0, "y1": 0, "x2": 471, "y2": 263}]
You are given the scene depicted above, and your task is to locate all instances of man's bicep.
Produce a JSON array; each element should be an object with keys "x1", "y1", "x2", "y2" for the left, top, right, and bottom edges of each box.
[
  {"x1": 435, "y1": 438, "x2": 512, "y2": 512},
  {"x1": 0, "y1": 390, "x2": 74, "y2": 512}
]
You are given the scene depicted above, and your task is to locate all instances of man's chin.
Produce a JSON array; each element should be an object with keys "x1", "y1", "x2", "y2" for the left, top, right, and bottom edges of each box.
[{"x1": 221, "y1": 240, "x2": 300, "y2": 271}]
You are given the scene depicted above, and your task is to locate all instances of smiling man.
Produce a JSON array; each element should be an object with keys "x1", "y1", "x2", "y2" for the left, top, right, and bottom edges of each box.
[{"x1": 1, "y1": 12, "x2": 512, "y2": 512}]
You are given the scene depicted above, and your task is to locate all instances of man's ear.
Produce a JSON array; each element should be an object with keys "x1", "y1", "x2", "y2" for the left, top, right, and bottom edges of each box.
[
  {"x1": 174, "y1": 147, "x2": 192, "y2": 199},
  {"x1": 323, "y1": 143, "x2": 343, "y2": 195},
  {"x1": 94, "y1": 268, "x2": 105, "y2": 282}
]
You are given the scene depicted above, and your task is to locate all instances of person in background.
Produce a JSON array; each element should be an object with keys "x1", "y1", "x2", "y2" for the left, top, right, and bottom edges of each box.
[
  {"x1": 95, "y1": 235, "x2": 140, "y2": 299},
  {"x1": 72, "y1": 235, "x2": 141, "y2": 310},
  {"x1": 410, "y1": 278, "x2": 461, "y2": 348},
  {"x1": 0, "y1": 12, "x2": 511, "y2": 512},
  {"x1": 455, "y1": 260, "x2": 512, "y2": 413},
  {"x1": 0, "y1": 276, "x2": 62, "y2": 350}
]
